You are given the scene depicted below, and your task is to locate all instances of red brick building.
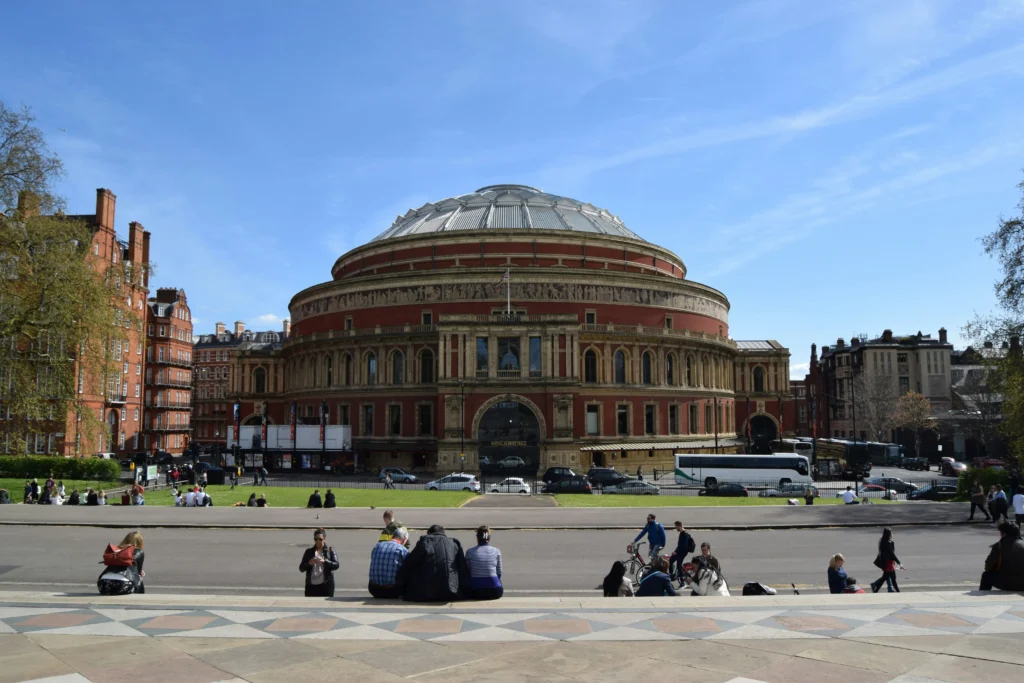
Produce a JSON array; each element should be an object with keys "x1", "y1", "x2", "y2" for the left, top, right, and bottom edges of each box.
[
  {"x1": 143, "y1": 288, "x2": 193, "y2": 454},
  {"x1": 224, "y1": 185, "x2": 744, "y2": 473}
]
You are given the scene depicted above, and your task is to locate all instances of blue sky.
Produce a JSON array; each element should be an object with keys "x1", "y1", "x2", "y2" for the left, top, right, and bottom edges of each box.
[{"x1": 4, "y1": 1, "x2": 1024, "y2": 378}]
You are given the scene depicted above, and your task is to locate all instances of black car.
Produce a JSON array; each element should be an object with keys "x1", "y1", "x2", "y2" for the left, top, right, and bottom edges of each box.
[
  {"x1": 902, "y1": 457, "x2": 930, "y2": 471},
  {"x1": 542, "y1": 467, "x2": 578, "y2": 484},
  {"x1": 908, "y1": 483, "x2": 958, "y2": 501},
  {"x1": 698, "y1": 482, "x2": 748, "y2": 497},
  {"x1": 543, "y1": 476, "x2": 593, "y2": 494},
  {"x1": 586, "y1": 467, "x2": 629, "y2": 489},
  {"x1": 865, "y1": 477, "x2": 919, "y2": 494}
]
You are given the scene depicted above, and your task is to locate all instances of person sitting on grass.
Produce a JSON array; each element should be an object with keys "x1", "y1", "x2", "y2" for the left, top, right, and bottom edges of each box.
[
  {"x1": 0, "y1": 489, "x2": 10, "y2": 505},
  {"x1": 256, "y1": 494, "x2": 269, "y2": 507},
  {"x1": 67, "y1": 489, "x2": 80, "y2": 506},
  {"x1": 635, "y1": 556, "x2": 678, "y2": 597},
  {"x1": 173, "y1": 490, "x2": 184, "y2": 506},
  {"x1": 247, "y1": 493, "x2": 257, "y2": 507},
  {"x1": 324, "y1": 489, "x2": 336, "y2": 508},
  {"x1": 306, "y1": 489, "x2": 323, "y2": 508}
]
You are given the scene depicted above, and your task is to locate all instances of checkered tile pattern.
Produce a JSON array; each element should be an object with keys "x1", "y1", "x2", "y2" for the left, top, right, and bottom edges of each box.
[{"x1": 3, "y1": 601, "x2": 1023, "y2": 643}]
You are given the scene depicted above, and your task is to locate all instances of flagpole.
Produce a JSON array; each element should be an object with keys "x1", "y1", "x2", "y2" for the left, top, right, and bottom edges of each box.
[{"x1": 506, "y1": 267, "x2": 510, "y2": 315}]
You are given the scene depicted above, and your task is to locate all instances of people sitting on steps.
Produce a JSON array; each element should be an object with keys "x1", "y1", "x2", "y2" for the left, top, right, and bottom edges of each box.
[
  {"x1": 395, "y1": 525, "x2": 470, "y2": 602},
  {"x1": 635, "y1": 556, "x2": 678, "y2": 596},
  {"x1": 368, "y1": 527, "x2": 410, "y2": 599},
  {"x1": 980, "y1": 521, "x2": 1024, "y2": 591}
]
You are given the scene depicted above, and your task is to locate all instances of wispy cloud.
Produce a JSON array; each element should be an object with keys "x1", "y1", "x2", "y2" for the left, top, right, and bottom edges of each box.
[{"x1": 256, "y1": 314, "x2": 280, "y2": 324}]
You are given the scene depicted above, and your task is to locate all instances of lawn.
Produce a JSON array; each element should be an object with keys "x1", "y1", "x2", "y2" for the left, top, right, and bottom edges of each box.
[
  {"x1": 554, "y1": 494, "x2": 898, "y2": 507},
  {"x1": 148, "y1": 485, "x2": 477, "y2": 508},
  {"x1": 0, "y1": 478, "x2": 125, "y2": 501}
]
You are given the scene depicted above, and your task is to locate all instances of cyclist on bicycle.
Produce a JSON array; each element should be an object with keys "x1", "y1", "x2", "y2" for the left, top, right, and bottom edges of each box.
[
  {"x1": 669, "y1": 521, "x2": 695, "y2": 581},
  {"x1": 633, "y1": 513, "x2": 666, "y2": 562}
]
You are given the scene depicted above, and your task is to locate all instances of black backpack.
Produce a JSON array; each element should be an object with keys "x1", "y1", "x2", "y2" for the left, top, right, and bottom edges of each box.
[{"x1": 686, "y1": 534, "x2": 696, "y2": 554}]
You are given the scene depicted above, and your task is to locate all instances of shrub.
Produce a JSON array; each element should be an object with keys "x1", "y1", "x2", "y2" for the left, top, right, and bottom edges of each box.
[
  {"x1": 955, "y1": 467, "x2": 1011, "y2": 500},
  {"x1": 0, "y1": 455, "x2": 120, "y2": 480}
]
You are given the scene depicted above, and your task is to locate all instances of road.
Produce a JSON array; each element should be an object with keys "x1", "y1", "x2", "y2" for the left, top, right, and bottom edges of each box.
[{"x1": 0, "y1": 524, "x2": 997, "y2": 596}]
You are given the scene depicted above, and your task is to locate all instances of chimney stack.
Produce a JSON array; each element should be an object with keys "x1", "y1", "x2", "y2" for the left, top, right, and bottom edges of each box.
[
  {"x1": 822, "y1": 346, "x2": 830, "y2": 354},
  {"x1": 95, "y1": 188, "x2": 116, "y2": 234},
  {"x1": 836, "y1": 338, "x2": 845, "y2": 348},
  {"x1": 215, "y1": 322, "x2": 226, "y2": 335},
  {"x1": 851, "y1": 337, "x2": 860, "y2": 346},
  {"x1": 16, "y1": 191, "x2": 41, "y2": 219},
  {"x1": 234, "y1": 321, "x2": 245, "y2": 336},
  {"x1": 882, "y1": 329, "x2": 893, "y2": 342},
  {"x1": 811, "y1": 343, "x2": 818, "y2": 361},
  {"x1": 127, "y1": 221, "x2": 145, "y2": 270},
  {"x1": 939, "y1": 327, "x2": 948, "y2": 344},
  {"x1": 282, "y1": 319, "x2": 291, "y2": 338}
]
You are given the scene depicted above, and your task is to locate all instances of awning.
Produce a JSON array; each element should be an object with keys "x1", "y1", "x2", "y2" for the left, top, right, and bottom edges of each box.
[{"x1": 579, "y1": 438, "x2": 745, "y2": 452}]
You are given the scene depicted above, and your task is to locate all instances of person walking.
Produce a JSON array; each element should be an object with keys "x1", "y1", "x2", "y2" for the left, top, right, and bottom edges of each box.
[
  {"x1": 229, "y1": 469, "x2": 237, "y2": 490},
  {"x1": 870, "y1": 528, "x2": 903, "y2": 593},
  {"x1": 602, "y1": 560, "x2": 634, "y2": 597},
  {"x1": 253, "y1": 467, "x2": 260, "y2": 486},
  {"x1": 969, "y1": 481, "x2": 991, "y2": 521},
  {"x1": 979, "y1": 522, "x2": 1024, "y2": 591},
  {"x1": 259, "y1": 466, "x2": 269, "y2": 486},
  {"x1": 990, "y1": 485, "x2": 1009, "y2": 524},
  {"x1": 465, "y1": 525, "x2": 503, "y2": 600},
  {"x1": 384, "y1": 472, "x2": 394, "y2": 490},
  {"x1": 97, "y1": 531, "x2": 146, "y2": 595},
  {"x1": 636, "y1": 465, "x2": 644, "y2": 482},
  {"x1": 368, "y1": 528, "x2": 410, "y2": 598},
  {"x1": 1012, "y1": 489, "x2": 1024, "y2": 525},
  {"x1": 299, "y1": 528, "x2": 340, "y2": 597},
  {"x1": 652, "y1": 467, "x2": 658, "y2": 482},
  {"x1": 633, "y1": 513, "x2": 666, "y2": 562},
  {"x1": 395, "y1": 525, "x2": 470, "y2": 602},
  {"x1": 827, "y1": 553, "x2": 849, "y2": 594}
]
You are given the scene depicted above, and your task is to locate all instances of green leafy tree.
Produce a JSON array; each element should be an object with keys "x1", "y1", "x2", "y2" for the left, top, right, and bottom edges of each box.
[{"x1": 0, "y1": 102, "x2": 138, "y2": 455}]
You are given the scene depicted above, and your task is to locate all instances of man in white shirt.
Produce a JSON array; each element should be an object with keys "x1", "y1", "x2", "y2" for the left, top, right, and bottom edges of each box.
[
  {"x1": 195, "y1": 488, "x2": 208, "y2": 507},
  {"x1": 1013, "y1": 491, "x2": 1024, "y2": 524},
  {"x1": 185, "y1": 488, "x2": 196, "y2": 507},
  {"x1": 841, "y1": 486, "x2": 859, "y2": 505}
]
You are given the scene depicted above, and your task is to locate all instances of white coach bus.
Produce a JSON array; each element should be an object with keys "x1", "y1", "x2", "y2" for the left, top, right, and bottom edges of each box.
[{"x1": 674, "y1": 453, "x2": 813, "y2": 488}]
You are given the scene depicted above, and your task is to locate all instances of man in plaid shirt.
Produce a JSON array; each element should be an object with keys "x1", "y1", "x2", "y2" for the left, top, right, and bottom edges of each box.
[{"x1": 368, "y1": 527, "x2": 409, "y2": 598}]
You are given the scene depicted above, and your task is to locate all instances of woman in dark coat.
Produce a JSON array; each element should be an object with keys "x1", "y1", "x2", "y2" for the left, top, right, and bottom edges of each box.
[
  {"x1": 870, "y1": 528, "x2": 902, "y2": 593},
  {"x1": 299, "y1": 528, "x2": 340, "y2": 597}
]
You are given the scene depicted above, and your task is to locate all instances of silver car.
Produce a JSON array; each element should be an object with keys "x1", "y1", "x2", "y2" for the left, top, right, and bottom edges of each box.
[{"x1": 603, "y1": 479, "x2": 660, "y2": 495}]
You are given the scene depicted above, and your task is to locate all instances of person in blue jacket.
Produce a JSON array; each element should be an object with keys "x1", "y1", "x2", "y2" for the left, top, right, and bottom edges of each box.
[
  {"x1": 827, "y1": 553, "x2": 848, "y2": 594},
  {"x1": 634, "y1": 513, "x2": 667, "y2": 562},
  {"x1": 635, "y1": 556, "x2": 678, "y2": 596}
]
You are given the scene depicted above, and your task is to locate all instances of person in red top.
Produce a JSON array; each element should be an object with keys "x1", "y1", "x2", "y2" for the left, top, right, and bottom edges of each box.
[{"x1": 870, "y1": 528, "x2": 903, "y2": 593}]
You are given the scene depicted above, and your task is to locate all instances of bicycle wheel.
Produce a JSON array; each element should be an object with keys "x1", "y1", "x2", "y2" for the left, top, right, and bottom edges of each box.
[
  {"x1": 634, "y1": 562, "x2": 652, "y2": 585},
  {"x1": 624, "y1": 559, "x2": 642, "y2": 584}
]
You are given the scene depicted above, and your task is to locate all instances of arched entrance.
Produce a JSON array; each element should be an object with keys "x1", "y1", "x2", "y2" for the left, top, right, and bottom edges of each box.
[
  {"x1": 749, "y1": 414, "x2": 777, "y2": 454},
  {"x1": 476, "y1": 398, "x2": 542, "y2": 473}
]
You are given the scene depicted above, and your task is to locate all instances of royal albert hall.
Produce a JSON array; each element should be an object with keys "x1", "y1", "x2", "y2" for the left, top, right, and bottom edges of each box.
[{"x1": 254, "y1": 184, "x2": 744, "y2": 475}]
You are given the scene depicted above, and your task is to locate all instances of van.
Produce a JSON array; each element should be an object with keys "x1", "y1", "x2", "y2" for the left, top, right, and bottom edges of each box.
[{"x1": 92, "y1": 452, "x2": 117, "y2": 459}]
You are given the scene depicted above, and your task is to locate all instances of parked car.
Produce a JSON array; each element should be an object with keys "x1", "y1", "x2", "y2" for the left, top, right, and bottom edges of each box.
[
  {"x1": 908, "y1": 483, "x2": 959, "y2": 501},
  {"x1": 901, "y1": 457, "x2": 930, "y2": 471},
  {"x1": 586, "y1": 467, "x2": 630, "y2": 489},
  {"x1": 543, "y1": 476, "x2": 593, "y2": 494},
  {"x1": 92, "y1": 452, "x2": 117, "y2": 460},
  {"x1": 835, "y1": 484, "x2": 898, "y2": 499},
  {"x1": 489, "y1": 477, "x2": 531, "y2": 494},
  {"x1": 940, "y1": 460, "x2": 968, "y2": 477},
  {"x1": 603, "y1": 479, "x2": 660, "y2": 495},
  {"x1": 379, "y1": 468, "x2": 417, "y2": 484},
  {"x1": 426, "y1": 473, "x2": 481, "y2": 492},
  {"x1": 542, "y1": 467, "x2": 577, "y2": 484},
  {"x1": 865, "y1": 477, "x2": 918, "y2": 494},
  {"x1": 758, "y1": 483, "x2": 819, "y2": 498},
  {"x1": 699, "y1": 483, "x2": 748, "y2": 497},
  {"x1": 497, "y1": 456, "x2": 527, "y2": 469},
  {"x1": 973, "y1": 458, "x2": 1006, "y2": 470}
]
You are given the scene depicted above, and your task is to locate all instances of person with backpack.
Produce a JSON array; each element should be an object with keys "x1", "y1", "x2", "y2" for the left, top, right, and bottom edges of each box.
[
  {"x1": 669, "y1": 521, "x2": 695, "y2": 582},
  {"x1": 97, "y1": 531, "x2": 146, "y2": 595}
]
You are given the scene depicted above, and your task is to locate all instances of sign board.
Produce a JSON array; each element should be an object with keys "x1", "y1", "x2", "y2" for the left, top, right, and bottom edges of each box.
[
  {"x1": 146, "y1": 465, "x2": 158, "y2": 482},
  {"x1": 228, "y1": 425, "x2": 352, "y2": 450}
]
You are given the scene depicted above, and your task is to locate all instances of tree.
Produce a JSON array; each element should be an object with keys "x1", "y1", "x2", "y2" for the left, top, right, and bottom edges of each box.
[
  {"x1": 968, "y1": 174, "x2": 1024, "y2": 470},
  {"x1": 1, "y1": 103, "x2": 64, "y2": 216},
  {"x1": 854, "y1": 372, "x2": 899, "y2": 442},
  {"x1": 892, "y1": 392, "x2": 932, "y2": 457},
  {"x1": 0, "y1": 101, "x2": 138, "y2": 455}
]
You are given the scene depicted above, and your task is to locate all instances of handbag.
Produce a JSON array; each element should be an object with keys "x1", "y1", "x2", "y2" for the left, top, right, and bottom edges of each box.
[
  {"x1": 102, "y1": 544, "x2": 135, "y2": 567},
  {"x1": 873, "y1": 554, "x2": 884, "y2": 570}
]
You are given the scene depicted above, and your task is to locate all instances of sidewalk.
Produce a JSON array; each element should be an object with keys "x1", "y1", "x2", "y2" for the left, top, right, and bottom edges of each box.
[
  {"x1": 1, "y1": 591, "x2": 1022, "y2": 682},
  {"x1": 0, "y1": 500, "x2": 971, "y2": 531}
]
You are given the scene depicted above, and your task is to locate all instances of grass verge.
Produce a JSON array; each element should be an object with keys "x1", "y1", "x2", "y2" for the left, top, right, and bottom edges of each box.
[
  {"x1": 146, "y1": 485, "x2": 477, "y2": 508},
  {"x1": 554, "y1": 494, "x2": 898, "y2": 507},
  {"x1": 0, "y1": 478, "x2": 125, "y2": 501}
]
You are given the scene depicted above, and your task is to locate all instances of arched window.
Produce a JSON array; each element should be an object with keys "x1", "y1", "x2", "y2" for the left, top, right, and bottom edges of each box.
[
  {"x1": 419, "y1": 350, "x2": 434, "y2": 384},
  {"x1": 343, "y1": 354, "x2": 352, "y2": 386},
  {"x1": 641, "y1": 352, "x2": 653, "y2": 385},
  {"x1": 584, "y1": 349, "x2": 598, "y2": 384},
  {"x1": 685, "y1": 355, "x2": 693, "y2": 386},
  {"x1": 253, "y1": 368, "x2": 266, "y2": 394},
  {"x1": 753, "y1": 366, "x2": 765, "y2": 393},
  {"x1": 666, "y1": 354, "x2": 675, "y2": 385},
  {"x1": 325, "y1": 355, "x2": 333, "y2": 386},
  {"x1": 614, "y1": 350, "x2": 626, "y2": 384},
  {"x1": 366, "y1": 353, "x2": 377, "y2": 385},
  {"x1": 392, "y1": 351, "x2": 404, "y2": 385}
]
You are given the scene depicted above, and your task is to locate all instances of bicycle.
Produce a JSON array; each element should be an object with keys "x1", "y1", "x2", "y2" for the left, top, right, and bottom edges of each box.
[{"x1": 623, "y1": 541, "x2": 654, "y2": 585}]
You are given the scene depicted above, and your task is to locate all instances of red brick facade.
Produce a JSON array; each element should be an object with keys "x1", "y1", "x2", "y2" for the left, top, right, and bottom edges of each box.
[{"x1": 143, "y1": 288, "x2": 193, "y2": 454}]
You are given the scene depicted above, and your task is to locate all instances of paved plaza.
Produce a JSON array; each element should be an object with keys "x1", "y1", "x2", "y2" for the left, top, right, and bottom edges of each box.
[{"x1": 0, "y1": 591, "x2": 1022, "y2": 682}]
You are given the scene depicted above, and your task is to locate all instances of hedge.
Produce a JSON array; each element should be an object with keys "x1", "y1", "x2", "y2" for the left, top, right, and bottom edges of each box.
[
  {"x1": 0, "y1": 455, "x2": 121, "y2": 480},
  {"x1": 955, "y1": 466, "x2": 1011, "y2": 500}
]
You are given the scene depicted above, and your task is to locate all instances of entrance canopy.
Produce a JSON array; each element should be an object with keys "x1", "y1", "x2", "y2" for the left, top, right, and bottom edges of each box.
[{"x1": 580, "y1": 438, "x2": 745, "y2": 452}]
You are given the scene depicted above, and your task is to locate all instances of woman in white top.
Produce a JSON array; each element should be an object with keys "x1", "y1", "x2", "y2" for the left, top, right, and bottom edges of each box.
[
  {"x1": 603, "y1": 560, "x2": 634, "y2": 597},
  {"x1": 97, "y1": 490, "x2": 107, "y2": 505}
]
